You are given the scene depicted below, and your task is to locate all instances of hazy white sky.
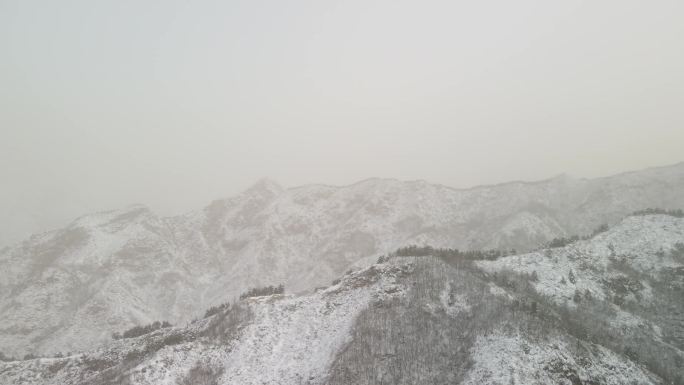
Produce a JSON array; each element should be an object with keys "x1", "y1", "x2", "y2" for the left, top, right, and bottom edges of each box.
[{"x1": 1, "y1": 0, "x2": 683, "y2": 245}]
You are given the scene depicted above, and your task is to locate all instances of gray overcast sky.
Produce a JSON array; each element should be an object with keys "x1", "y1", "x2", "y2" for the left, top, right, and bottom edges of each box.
[{"x1": 1, "y1": 0, "x2": 683, "y2": 246}]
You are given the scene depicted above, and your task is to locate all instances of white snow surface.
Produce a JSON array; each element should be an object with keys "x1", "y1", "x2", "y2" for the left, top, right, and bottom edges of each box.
[
  {"x1": 0, "y1": 260, "x2": 412, "y2": 385},
  {"x1": 0, "y1": 248, "x2": 676, "y2": 385},
  {"x1": 478, "y1": 214, "x2": 684, "y2": 334},
  {"x1": 217, "y1": 265, "x2": 406, "y2": 385},
  {"x1": 1, "y1": 163, "x2": 684, "y2": 356},
  {"x1": 463, "y1": 331, "x2": 659, "y2": 385},
  {"x1": 478, "y1": 215, "x2": 684, "y2": 303}
]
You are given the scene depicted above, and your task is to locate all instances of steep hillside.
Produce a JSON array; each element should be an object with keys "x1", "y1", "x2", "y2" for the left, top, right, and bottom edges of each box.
[
  {"x1": 1, "y1": 163, "x2": 684, "y2": 356},
  {"x1": 2, "y1": 214, "x2": 682, "y2": 384},
  {"x1": 478, "y1": 214, "x2": 684, "y2": 383},
  {"x1": 0, "y1": 260, "x2": 411, "y2": 385}
]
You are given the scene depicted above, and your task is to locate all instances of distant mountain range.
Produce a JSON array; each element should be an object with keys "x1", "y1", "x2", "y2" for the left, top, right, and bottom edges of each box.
[{"x1": 1, "y1": 162, "x2": 683, "y2": 357}]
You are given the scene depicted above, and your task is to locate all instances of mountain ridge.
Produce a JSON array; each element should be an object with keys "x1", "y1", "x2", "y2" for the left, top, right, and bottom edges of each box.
[
  {"x1": 2, "y1": 213, "x2": 682, "y2": 384},
  {"x1": 8, "y1": 161, "x2": 683, "y2": 245},
  {"x1": 1, "y1": 162, "x2": 684, "y2": 357}
]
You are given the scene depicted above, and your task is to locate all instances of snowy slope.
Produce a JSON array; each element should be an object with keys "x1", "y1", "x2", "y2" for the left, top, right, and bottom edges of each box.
[
  {"x1": 1, "y1": 163, "x2": 684, "y2": 357},
  {"x1": 0, "y1": 250, "x2": 673, "y2": 385},
  {"x1": 463, "y1": 331, "x2": 660, "y2": 385},
  {"x1": 477, "y1": 214, "x2": 684, "y2": 383},
  {"x1": 0, "y1": 260, "x2": 412, "y2": 385},
  {"x1": 478, "y1": 214, "x2": 684, "y2": 303}
]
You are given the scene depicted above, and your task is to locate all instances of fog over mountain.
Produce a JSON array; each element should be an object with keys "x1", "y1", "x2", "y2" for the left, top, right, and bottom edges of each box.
[
  {"x1": 1, "y1": 162, "x2": 683, "y2": 361},
  {"x1": 3, "y1": 1, "x2": 684, "y2": 384},
  {"x1": 2, "y1": 0, "x2": 684, "y2": 248},
  {"x1": 2, "y1": 209, "x2": 683, "y2": 384}
]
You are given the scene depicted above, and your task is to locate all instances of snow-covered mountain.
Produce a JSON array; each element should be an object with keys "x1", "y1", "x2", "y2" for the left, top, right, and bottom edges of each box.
[
  {"x1": 2, "y1": 213, "x2": 682, "y2": 385},
  {"x1": 1, "y1": 162, "x2": 684, "y2": 357}
]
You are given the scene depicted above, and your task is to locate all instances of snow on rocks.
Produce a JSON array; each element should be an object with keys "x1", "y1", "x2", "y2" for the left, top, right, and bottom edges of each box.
[
  {"x1": 463, "y1": 331, "x2": 659, "y2": 385},
  {"x1": 439, "y1": 281, "x2": 471, "y2": 317},
  {"x1": 134, "y1": 260, "x2": 412, "y2": 385},
  {"x1": 0, "y1": 260, "x2": 413, "y2": 385},
  {"x1": 4, "y1": 164, "x2": 684, "y2": 357},
  {"x1": 477, "y1": 215, "x2": 684, "y2": 305}
]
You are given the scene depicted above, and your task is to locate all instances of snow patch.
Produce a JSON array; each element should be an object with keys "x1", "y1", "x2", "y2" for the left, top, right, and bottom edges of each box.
[{"x1": 463, "y1": 331, "x2": 658, "y2": 385}]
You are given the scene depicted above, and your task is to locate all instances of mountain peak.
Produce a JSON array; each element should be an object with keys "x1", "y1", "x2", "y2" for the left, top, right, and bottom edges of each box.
[
  {"x1": 247, "y1": 178, "x2": 283, "y2": 192},
  {"x1": 549, "y1": 172, "x2": 576, "y2": 183},
  {"x1": 3, "y1": 163, "x2": 684, "y2": 360},
  {"x1": 71, "y1": 204, "x2": 152, "y2": 228}
]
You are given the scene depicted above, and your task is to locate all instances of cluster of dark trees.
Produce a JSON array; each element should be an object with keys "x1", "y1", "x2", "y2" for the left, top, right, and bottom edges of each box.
[
  {"x1": 203, "y1": 302, "x2": 231, "y2": 318},
  {"x1": 0, "y1": 352, "x2": 18, "y2": 362},
  {"x1": 547, "y1": 209, "x2": 684, "y2": 250},
  {"x1": 328, "y1": 258, "x2": 613, "y2": 384},
  {"x1": 73, "y1": 328, "x2": 194, "y2": 384},
  {"x1": 631, "y1": 208, "x2": 684, "y2": 218},
  {"x1": 590, "y1": 223, "x2": 610, "y2": 236},
  {"x1": 492, "y1": 266, "x2": 684, "y2": 384},
  {"x1": 545, "y1": 208, "x2": 684, "y2": 251},
  {"x1": 239, "y1": 284, "x2": 284, "y2": 300},
  {"x1": 393, "y1": 245, "x2": 508, "y2": 261},
  {"x1": 547, "y1": 235, "x2": 582, "y2": 248},
  {"x1": 389, "y1": 224, "x2": 615, "y2": 262},
  {"x1": 200, "y1": 302, "x2": 253, "y2": 344},
  {"x1": 546, "y1": 223, "x2": 610, "y2": 249},
  {"x1": 672, "y1": 242, "x2": 684, "y2": 263},
  {"x1": 0, "y1": 351, "x2": 73, "y2": 362},
  {"x1": 547, "y1": 208, "x2": 684, "y2": 251},
  {"x1": 328, "y1": 258, "x2": 492, "y2": 384},
  {"x1": 177, "y1": 362, "x2": 224, "y2": 385},
  {"x1": 334, "y1": 252, "x2": 684, "y2": 385},
  {"x1": 112, "y1": 320, "x2": 172, "y2": 340}
]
